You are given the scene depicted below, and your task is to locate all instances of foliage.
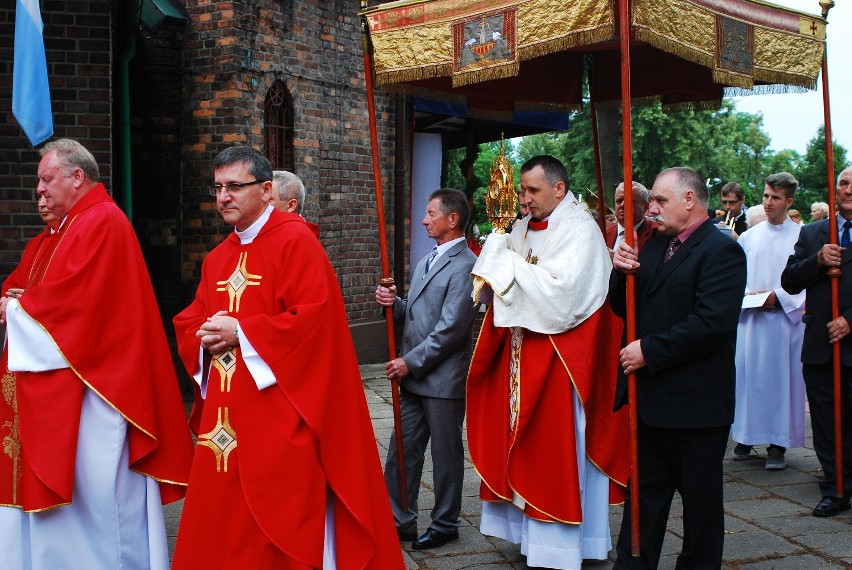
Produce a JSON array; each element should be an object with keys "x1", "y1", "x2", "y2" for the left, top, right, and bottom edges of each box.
[{"x1": 442, "y1": 100, "x2": 849, "y2": 230}]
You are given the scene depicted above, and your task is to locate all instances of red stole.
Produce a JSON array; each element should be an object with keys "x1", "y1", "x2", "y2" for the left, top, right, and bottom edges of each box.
[{"x1": 467, "y1": 304, "x2": 629, "y2": 523}]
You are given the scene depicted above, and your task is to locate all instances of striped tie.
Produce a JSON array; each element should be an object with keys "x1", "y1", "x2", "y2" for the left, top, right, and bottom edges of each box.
[{"x1": 424, "y1": 247, "x2": 438, "y2": 277}]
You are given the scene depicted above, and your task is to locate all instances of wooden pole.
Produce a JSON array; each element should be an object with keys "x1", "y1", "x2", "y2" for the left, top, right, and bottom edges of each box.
[
  {"x1": 591, "y1": 101, "x2": 607, "y2": 235},
  {"x1": 618, "y1": 0, "x2": 640, "y2": 556},
  {"x1": 818, "y1": 0, "x2": 842, "y2": 498},
  {"x1": 361, "y1": 23, "x2": 408, "y2": 511}
]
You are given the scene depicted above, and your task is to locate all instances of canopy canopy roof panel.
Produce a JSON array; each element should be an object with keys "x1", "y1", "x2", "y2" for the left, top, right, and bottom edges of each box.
[{"x1": 361, "y1": 0, "x2": 826, "y2": 115}]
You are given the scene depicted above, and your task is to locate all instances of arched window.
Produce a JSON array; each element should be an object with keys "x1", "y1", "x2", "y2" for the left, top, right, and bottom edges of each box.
[{"x1": 264, "y1": 81, "x2": 294, "y2": 171}]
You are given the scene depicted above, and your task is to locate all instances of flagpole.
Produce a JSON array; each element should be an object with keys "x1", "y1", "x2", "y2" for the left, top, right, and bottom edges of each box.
[
  {"x1": 818, "y1": 0, "x2": 843, "y2": 499},
  {"x1": 361, "y1": 19, "x2": 408, "y2": 512},
  {"x1": 618, "y1": 0, "x2": 641, "y2": 555}
]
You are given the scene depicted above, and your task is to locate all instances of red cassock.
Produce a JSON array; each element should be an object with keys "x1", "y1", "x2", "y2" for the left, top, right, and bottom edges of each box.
[
  {"x1": 172, "y1": 209, "x2": 402, "y2": 569},
  {"x1": 2, "y1": 184, "x2": 193, "y2": 511},
  {"x1": 467, "y1": 303, "x2": 629, "y2": 523}
]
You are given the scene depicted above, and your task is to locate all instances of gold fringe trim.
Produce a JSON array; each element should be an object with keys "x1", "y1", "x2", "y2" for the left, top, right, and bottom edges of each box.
[
  {"x1": 517, "y1": 25, "x2": 615, "y2": 63},
  {"x1": 712, "y1": 69, "x2": 754, "y2": 90},
  {"x1": 374, "y1": 62, "x2": 454, "y2": 87},
  {"x1": 633, "y1": 27, "x2": 715, "y2": 71},
  {"x1": 753, "y1": 69, "x2": 817, "y2": 91},
  {"x1": 724, "y1": 84, "x2": 809, "y2": 97},
  {"x1": 452, "y1": 61, "x2": 520, "y2": 88}
]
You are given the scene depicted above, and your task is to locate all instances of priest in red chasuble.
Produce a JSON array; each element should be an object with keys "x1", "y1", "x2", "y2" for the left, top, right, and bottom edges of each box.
[
  {"x1": 0, "y1": 138, "x2": 194, "y2": 569},
  {"x1": 467, "y1": 155, "x2": 629, "y2": 570},
  {"x1": 171, "y1": 146, "x2": 402, "y2": 569}
]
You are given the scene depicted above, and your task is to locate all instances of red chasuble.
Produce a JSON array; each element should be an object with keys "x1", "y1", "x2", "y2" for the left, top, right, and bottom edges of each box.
[
  {"x1": 7, "y1": 184, "x2": 193, "y2": 511},
  {"x1": 467, "y1": 304, "x2": 629, "y2": 523},
  {"x1": 172, "y1": 209, "x2": 402, "y2": 569}
]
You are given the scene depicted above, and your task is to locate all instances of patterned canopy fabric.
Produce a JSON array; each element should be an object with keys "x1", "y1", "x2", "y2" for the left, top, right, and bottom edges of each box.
[{"x1": 361, "y1": 0, "x2": 825, "y2": 113}]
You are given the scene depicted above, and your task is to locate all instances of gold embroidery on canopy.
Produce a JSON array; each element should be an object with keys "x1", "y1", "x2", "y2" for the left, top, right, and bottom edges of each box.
[
  {"x1": 216, "y1": 252, "x2": 262, "y2": 313},
  {"x1": 197, "y1": 406, "x2": 237, "y2": 473}
]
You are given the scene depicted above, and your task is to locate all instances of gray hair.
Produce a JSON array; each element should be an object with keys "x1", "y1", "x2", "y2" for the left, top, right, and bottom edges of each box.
[
  {"x1": 811, "y1": 201, "x2": 828, "y2": 217},
  {"x1": 657, "y1": 167, "x2": 709, "y2": 207},
  {"x1": 616, "y1": 180, "x2": 650, "y2": 203},
  {"x1": 272, "y1": 170, "x2": 306, "y2": 214},
  {"x1": 40, "y1": 138, "x2": 100, "y2": 181}
]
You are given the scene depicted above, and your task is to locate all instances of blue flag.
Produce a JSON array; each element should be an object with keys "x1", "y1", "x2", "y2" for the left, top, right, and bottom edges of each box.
[{"x1": 13, "y1": 0, "x2": 53, "y2": 147}]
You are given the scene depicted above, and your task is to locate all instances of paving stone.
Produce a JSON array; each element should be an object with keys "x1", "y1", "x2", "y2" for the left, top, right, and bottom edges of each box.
[
  {"x1": 162, "y1": 367, "x2": 852, "y2": 568},
  {"x1": 739, "y1": 553, "x2": 848, "y2": 569}
]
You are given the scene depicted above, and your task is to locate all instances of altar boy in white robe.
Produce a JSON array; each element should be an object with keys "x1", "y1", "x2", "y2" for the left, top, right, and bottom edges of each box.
[{"x1": 731, "y1": 172, "x2": 806, "y2": 470}]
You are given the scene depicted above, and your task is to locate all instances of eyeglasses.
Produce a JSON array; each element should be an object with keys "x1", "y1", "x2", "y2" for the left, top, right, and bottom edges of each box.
[{"x1": 209, "y1": 180, "x2": 264, "y2": 196}]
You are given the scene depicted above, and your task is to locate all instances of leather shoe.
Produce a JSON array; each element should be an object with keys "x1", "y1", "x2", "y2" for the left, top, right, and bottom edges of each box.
[
  {"x1": 397, "y1": 529, "x2": 417, "y2": 542},
  {"x1": 411, "y1": 528, "x2": 459, "y2": 550},
  {"x1": 812, "y1": 496, "x2": 851, "y2": 517}
]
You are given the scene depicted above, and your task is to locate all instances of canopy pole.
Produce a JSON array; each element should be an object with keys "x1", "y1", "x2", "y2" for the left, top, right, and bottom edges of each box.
[
  {"x1": 591, "y1": 101, "x2": 607, "y2": 235},
  {"x1": 819, "y1": 0, "x2": 842, "y2": 499},
  {"x1": 361, "y1": 22, "x2": 408, "y2": 511},
  {"x1": 617, "y1": 0, "x2": 640, "y2": 556}
]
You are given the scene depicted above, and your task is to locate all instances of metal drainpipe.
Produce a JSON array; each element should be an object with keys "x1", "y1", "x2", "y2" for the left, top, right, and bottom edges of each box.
[{"x1": 117, "y1": 30, "x2": 136, "y2": 221}]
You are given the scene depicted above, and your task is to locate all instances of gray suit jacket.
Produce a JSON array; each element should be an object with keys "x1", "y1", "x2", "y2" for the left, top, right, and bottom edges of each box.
[{"x1": 394, "y1": 240, "x2": 478, "y2": 399}]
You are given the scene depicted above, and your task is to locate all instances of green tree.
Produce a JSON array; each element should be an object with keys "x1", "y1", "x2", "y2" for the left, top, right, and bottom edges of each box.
[{"x1": 797, "y1": 125, "x2": 849, "y2": 199}]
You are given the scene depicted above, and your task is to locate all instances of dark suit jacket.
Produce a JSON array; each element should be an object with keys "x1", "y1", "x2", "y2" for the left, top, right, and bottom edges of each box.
[
  {"x1": 393, "y1": 240, "x2": 478, "y2": 399},
  {"x1": 605, "y1": 218, "x2": 660, "y2": 251},
  {"x1": 609, "y1": 218, "x2": 747, "y2": 428},
  {"x1": 781, "y1": 218, "x2": 852, "y2": 366}
]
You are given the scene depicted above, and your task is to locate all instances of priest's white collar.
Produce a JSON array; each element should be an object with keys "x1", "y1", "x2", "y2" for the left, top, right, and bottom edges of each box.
[{"x1": 235, "y1": 204, "x2": 274, "y2": 245}]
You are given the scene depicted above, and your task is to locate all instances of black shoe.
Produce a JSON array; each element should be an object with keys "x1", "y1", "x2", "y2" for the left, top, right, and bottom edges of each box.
[
  {"x1": 397, "y1": 529, "x2": 417, "y2": 542},
  {"x1": 812, "y1": 496, "x2": 851, "y2": 517},
  {"x1": 411, "y1": 528, "x2": 459, "y2": 550}
]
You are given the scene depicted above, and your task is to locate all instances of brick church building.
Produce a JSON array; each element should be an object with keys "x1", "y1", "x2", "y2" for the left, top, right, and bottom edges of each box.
[{"x1": 0, "y1": 0, "x2": 406, "y2": 362}]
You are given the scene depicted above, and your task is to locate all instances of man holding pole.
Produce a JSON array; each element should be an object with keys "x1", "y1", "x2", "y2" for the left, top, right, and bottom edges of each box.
[
  {"x1": 468, "y1": 155, "x2": 628, "y2": 569},
  {"x1": 781, "y1": 165, "x2": 852, "y2": 517},
  {"x1": 611, "y1": 166, "x2": 746, "y2": 568},
  {"x1": 375, "y1": 188, "x2": 477, "y2": 549}
]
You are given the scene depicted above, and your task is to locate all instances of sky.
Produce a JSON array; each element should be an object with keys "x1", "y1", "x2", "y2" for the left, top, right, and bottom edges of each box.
[{"x1": 731, "y1": 0, "x2": 851, "y2": 155}]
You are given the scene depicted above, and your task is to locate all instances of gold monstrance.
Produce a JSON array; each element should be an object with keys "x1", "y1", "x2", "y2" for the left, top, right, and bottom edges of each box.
[{"x1": 486, "y1": 135, "x2": 517, "y2": 233}]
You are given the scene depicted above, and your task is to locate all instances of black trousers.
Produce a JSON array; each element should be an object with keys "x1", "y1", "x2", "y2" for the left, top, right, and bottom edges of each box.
[
  {"x1": 802, "y1": 363, "x2": 852, "y2": 498},
  {"x1": 614, "y1": 421, "x2": 730, "y2": 570}
]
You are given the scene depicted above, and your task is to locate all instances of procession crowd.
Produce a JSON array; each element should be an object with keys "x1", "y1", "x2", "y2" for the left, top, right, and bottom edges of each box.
[{"x1": 1, "y1": 139, "x2": 850, "y2": 569}]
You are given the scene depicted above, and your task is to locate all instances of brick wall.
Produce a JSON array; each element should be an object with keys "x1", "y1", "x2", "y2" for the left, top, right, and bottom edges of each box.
[
  {"x1": 0, "y1": 0, "x2": 113, "y2": 281},
  {"x1": 180, "y1": 0, "x2": 400, "y2": 326},
  {"x1": 0, "y1": 0, "x2": 403, "y2": 361}
]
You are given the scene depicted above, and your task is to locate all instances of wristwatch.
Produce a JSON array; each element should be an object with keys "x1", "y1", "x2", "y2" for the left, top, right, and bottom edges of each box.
[{"x1": 233, "y1": 327, "x2": 240, "y2": 342}]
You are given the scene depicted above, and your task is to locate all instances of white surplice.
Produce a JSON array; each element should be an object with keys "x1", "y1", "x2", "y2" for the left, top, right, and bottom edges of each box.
[
  {"x1": 0, "y1": 303, "x2": 169, "y2": 570},
  {"x1": 731, "y1": 218, "x2": 806, "y2": 448},
  {"x1": 473, "y1": 195, "x2": 613, "y2": 569}
]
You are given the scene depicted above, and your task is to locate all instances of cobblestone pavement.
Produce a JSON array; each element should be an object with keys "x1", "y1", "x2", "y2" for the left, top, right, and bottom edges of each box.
[{"x1": 165, "y1": 363, "x2": 852, "y2": 569}]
